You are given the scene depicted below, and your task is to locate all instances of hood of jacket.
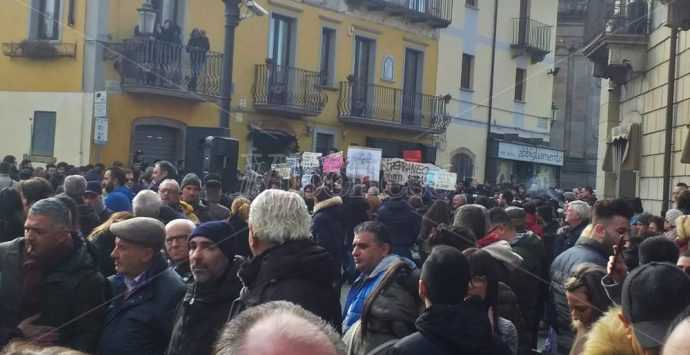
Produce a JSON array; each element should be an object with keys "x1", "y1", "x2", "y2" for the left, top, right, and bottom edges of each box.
[
  {"x1": 360, "y1": 254, "x2": 416, "y2": 283},
  {"x1": 415, "y1": 299, "x2": 493, "y2": 353},
  {"x1": 313, "y1": 196, "x2": 343, "y2": 214},
  {"x1": 482, "y1": 240, "x2": 523, "y2": 271},
  {"x1": 582, "y1": 307, "x2": 637, "y2": 355},
  {"x1": 238, "y1": 239, "x2": 337, "y2": 290}
]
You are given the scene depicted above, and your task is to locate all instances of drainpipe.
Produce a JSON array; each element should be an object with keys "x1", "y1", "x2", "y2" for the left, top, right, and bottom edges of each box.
[
  {"x1": 483, "y1": 0, "x2": 499, "y2": 181},
  {"x1": 662, "y1": 26, "x2": 678, "y2": 214}
]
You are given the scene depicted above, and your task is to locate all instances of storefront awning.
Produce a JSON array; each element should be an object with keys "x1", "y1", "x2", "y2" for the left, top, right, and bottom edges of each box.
[
  {"x1": 602, "y1": 122, "x2": 640, "y2": 171},
  {"x1": 248, "y1": 119, "x2": 296, "y2": 137}
]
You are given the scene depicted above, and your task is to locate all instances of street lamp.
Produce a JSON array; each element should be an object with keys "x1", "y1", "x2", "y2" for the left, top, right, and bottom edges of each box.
[{"x1": 137, "y1": 1, "x2": 157, "y2": 36}]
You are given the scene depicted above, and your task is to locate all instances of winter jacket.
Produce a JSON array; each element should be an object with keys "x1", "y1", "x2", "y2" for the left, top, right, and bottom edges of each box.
[
  {"x1": 312, "y1": 196, "x2": 347, "y2": 270},
  {"x1": 343, "y1": 196, "x2": 371, "y2": 245},
  {"x1": 190, "y1": 200, "x2": 213, "y2": 223},
  {"x1": 104, "y1": 185, "x2": 134, "y2": 212},
  {"x1": 390, "y1": 299, "x2": 512, "y2": 355},
  {"x1": 343, "y1": 255, "x2": 416, "y2": 333},
  {"x1": 0, "y1": 236, "x2": 106, "y2": 353},
  {"x1": 342, "y1": 262, "x2": 420, "y2": 355},
  {"x1": 581, "y1": 307, "x2": 635, "y2": 355},
  {"x1": 207, "y1": 201, "x2": 230, "y2": 221},
  {"x1": 553, "y1": 221, "x2": 588, "y2": 258},
  {"x1": 549, "y1": 237, "x2": 610, "y2": 354},
  {"x1": 77, "y1": 201, "x2": 101, "y2": 236},
  {"x1": 375, "y1": 199, "x2": 421, "y2": 253},
  {"x1": 510, "y1": 231, "x2": 546, "y2": 351},
  {"x1": 167, "y1": 260, "x2": 243, "y2": 355},
  {"x1": 97, "y1": 254, "x2": 186, "y2": 355},
  {"x1": 543, "y1": 219, "x2": 560, "y2": 267},
  {"x1": 229, "y1": 239, "x2": 342, "y2": 332},
  {"x1": 496, "y1": 282, "x2": 529, "y2": 355},
  {"x1": 0, "y1": 215, "x2": 23, "y2": 243},
  {"x1": 91, "y1": 233, "x2": 116, "y2": 278},
  {"x1": 227, "y1": 213, "x2": 251, "y2": 258}
]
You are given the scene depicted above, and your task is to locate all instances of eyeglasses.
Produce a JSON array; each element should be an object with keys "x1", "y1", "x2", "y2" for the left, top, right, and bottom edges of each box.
[
  {"x1": 469, "y1": 275, "x2": 487, "y2": 288},
  {"x1": 166, "y1": 234, "x2": 188, "y2": 244}
]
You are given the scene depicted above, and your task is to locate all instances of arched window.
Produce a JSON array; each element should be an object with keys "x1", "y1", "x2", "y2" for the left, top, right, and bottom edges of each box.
[{"x1": 452, "y1": 152, "x2": 474, "y2": 181}]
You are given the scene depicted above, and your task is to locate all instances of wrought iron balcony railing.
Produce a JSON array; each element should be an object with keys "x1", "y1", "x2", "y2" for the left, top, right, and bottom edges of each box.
[
  {"x1": 337, "y1": 81, "x2": 450, "y2": 134},
  {"x1": 584, "y1": 0, "x2": 648, "y2": 47},
  {"x1": 348, "y1": 0, "x2": 452, "y2": 28},
  {"x1": 2, "y1": 41, "x2": 76, "y2": 58},
  {"x1": 116, "y1": 38, "x2": 222, "y2": 100},
  {"x1": 252, "y1": 64, "x2": 328, "y2": 117},
  {"x1": 511, "y1": 17, "x2": 552, "y2": 61}
]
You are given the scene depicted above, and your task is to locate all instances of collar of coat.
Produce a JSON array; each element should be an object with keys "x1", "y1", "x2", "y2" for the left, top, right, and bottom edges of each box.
[
  {"x1": 582, "y1": 306, "x2": 636, "y2": 355},
  {"x1": 313, "y1": 196, "x2": 343, "y2": 214}
]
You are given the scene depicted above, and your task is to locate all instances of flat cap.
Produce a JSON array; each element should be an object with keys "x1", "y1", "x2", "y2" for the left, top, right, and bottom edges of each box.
[{"x1": 110, "y1": 217, "x2": 165, "y2": 250}]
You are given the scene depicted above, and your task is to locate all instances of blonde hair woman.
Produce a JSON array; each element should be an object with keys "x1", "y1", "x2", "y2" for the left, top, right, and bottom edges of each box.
[
  {"x1": 228, "y1": 197, "x2": 252, "y2": 257},
  {"x1": 675, "y1": 215, "x2": 690, "y2": 252}
]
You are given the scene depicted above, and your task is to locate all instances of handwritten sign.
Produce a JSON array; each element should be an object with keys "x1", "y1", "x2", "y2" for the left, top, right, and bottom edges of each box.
[
  {"x1": 430, "y1": 170, "x2": 457, "y2": 191},
  {"x1": 271, "y1": 163, "x2": 292, "y2": 179},
  {"x1": 346, "y1": 147, "x2": 382, "y2": 180},
  {"x1": 323, "y1": 152, "x2": 344, "y2": 173},
  {"x1": 301, "y1": 152, "x2": 322, "y2": 169}
]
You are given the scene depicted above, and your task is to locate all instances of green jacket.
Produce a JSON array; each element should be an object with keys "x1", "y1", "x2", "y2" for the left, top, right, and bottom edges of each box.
[{"x1": 0, "y1": 236, "x2": 107, "y2": 353}]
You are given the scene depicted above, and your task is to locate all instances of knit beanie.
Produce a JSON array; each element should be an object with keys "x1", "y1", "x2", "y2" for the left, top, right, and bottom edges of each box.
[
  {"x1": 181, "y1": 173, "x2": 202, "y2": 189},
  {"x1": 666, "y1": 209, "x2": 683, "y2": 227},
  {"x1": 189, "y1": 221, "x2": 236, "y2": 260}
]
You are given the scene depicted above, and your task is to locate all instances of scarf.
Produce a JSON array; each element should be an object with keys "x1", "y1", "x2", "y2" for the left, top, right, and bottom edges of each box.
[{"x1": 21, "y1": 235, "x2": 75, "y2": 315}]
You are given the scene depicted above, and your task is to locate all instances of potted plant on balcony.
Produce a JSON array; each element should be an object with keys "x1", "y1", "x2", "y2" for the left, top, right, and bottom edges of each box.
[{"x1": 18, "y1": 40, "x2": 58, "y2": 57}]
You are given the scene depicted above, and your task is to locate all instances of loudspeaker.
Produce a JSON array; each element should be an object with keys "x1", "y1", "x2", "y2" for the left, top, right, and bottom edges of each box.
[
  {"x1": 203, "y1": 136, "x2": 240, "y2": 192},
  {"x1": 185, "y1": 127, "x2": 220, "y2": 178}
]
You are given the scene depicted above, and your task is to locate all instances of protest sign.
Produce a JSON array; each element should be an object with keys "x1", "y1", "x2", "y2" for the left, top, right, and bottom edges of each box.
[
  {"x1": 271, "y1": 163, "x2": 292, "y2": 179},
  {"x1": 431, "y1": 171, "x2": 457, "y2": 191},
  {"x1": 346, "y1": 147, "x2": 382, "y2": 180},
  {"x1": 382, "y1": 158, "x2": 437, "y2": 185},
  {"x1": 301, "y1": 174, "x2": 312, "y2": 187},
  {"x1": 287, "y1": 157, "x2": 300, "y2": 175},
  {"x1": 301, "y1": 152, "x2": 322, "y2": 169},
  {"x1": 403, "y1": 150, "x2": 422, "y2": 163},
  {"x1": 323, "y1": 152, "x2": 344, "y2": 173}
]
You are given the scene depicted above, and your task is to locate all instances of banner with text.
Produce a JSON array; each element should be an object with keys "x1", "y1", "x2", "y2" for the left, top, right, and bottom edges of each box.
[
  {"x1": 322, "y1": 152, "x2": 344, "y2": 173},
  {"x1": 382, "y1": 158, "x2": 439, "y2": 186},
  {"x1": 271, "y1": 163, "x2": 292, "y2": 179},
  {"x1": 301, "y1": 152, "x2": 322, "y2": 169},
  {"x1": 346, "y1": 147, "x2": 382, "y2": 179}
]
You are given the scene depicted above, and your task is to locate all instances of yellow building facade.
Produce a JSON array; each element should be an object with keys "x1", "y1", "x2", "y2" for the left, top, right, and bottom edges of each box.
[
  {"x1": 1, "y1": 0, "x2": 451, "y2": 177},
  {"x1": 434, "y1": 0, "x2": 560, "y2": 188}
]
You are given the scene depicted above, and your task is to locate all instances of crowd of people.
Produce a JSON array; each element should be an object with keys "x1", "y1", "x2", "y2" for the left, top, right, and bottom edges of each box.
[{"x1": 0, "y1": 152, "x2": 689, "y2": 355}]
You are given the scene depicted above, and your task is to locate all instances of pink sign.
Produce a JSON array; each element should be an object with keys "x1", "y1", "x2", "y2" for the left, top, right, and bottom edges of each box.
[{"x1": 323, "y1": 154, "x2": 343, "y2": 173}]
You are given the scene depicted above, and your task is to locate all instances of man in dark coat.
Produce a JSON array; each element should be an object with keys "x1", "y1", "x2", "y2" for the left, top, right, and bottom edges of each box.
[
  {"x1": 390, "y1": 246, "x2": 511, "y2": 355},
  {"x1": 97, "y1": 217, "x2": 186, "y2": 355},
  {"x1": 0, "y1": 198, "x2": 106, "y2": 353},
  {"x1": 553, "y1": 200, "x2": 590, "y2": 258},
  {"x1": 312, "y1": 187, "x2": 346, "y2": 273},
  {"x1": 375, "y1": 184, "x2": 421, "y2": 259},
  {"x1": 168, "y1": 221, "x2": 243, "y2": 355},
  {"x1": 180, "y1": 173, "x2": 213, "y2": 223},
  {"x1": 62, "y1": 175, "x2": 101, "y2": 236},
  {"x1": 548, "y1": 199, "x2": 632, "y2": 355},
  {"x1": 229, "y1": 189, "x2": 342, "y2": 332}
]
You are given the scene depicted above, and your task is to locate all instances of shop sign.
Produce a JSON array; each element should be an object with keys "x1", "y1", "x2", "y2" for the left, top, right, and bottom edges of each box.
[{"x1": 497, "y1": 142, "x2": 564, "y2": 166}]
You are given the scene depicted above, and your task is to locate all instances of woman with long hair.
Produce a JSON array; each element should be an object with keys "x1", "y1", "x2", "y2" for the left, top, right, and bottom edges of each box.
[
  {"x1": 0, "y1": 188, "x2": 24, "y2": 242},
  {"x1": 228, "y1": 197, "x2": 251, "y2": 258},
  {"x1": 563, "y1": 263, "x2": 609, "y2": 355},
  {"x1": 89, "y1": 211, "x2": 134, "y2": 277}
]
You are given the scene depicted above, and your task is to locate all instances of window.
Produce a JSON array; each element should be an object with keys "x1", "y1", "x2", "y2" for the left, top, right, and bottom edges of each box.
[
  {"x1": 461, "y1": 54, "x2": 474, "y2": 90},
  {"x1": 453, "y1": 152, "x2": 474, "y2": 180},
  {"x1": 515, "y1": 68, "x2": 526, "y2": 101},
  {"x1": 31, "y1": 111, "x2": 56, "y2": 157},
  {"x1": 151, "y1": 0, "x2": 182, "y2": 27},
  {"x1": 466, "y1": 0, "x2": 477, "y2": 6},
  {"x1": 320, "y1": 28, "x2": 336, "y2": 86},
  {"x1": 315, "y1": 132, "x2": 335, "y2": 156},
  {"x1": 30, "y1": 0, "x2": 62, "y2": 40},
  {"x1": 269, "y1": 14, "x2": 295, "y2": 67},
  {"x1": 353, "y1": 36, "x2": 375, "y2": 84}
]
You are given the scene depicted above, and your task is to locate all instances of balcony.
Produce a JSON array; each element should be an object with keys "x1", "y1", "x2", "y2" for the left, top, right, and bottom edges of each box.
[
  {"x1": 2, "y1": 41, "x2": 76, "y2": 58},
  {"x1": 347, "y1": 0, "x2": 452, "y2": 28},
  {"x1": 582, "y1": 0, "x2": 648, "y2": 84},
  {"x1": 511, "y1": 18, "x2": 552, "y2": 63},
  {"x1": 337, "y1": 81, "x2": 451, "y2": 135},
  {"x1": 115, "y1": 38, "x2": 222, "y2": 101},
  {"x1": 252, "y1": 64, "x2": 328, "y2": 118}
]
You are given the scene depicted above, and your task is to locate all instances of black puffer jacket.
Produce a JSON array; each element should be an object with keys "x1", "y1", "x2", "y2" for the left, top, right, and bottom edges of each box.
[
  {"x1": 227, "y1": 213, "x2": 251, "y2": 258},
  {"x1": 77, "y1": 202, "x2": 101, "y2": 236},
  {"x1": 553, "y1": 221, "x2": 588, "y2": 258},
  {"x1": 229, "y1": 239, "x2": 342, "y2": 331},
  {"x1": 496, "y1": 282, "x2": 529, "y2": 355},
  {"x1": 343, "y1": 196, "x2": 371, "y2": 245},
  {"x1": 312, "y1": 196, "x2": 346, "y2": 270},
  {"x1": 375, "y1": 199, "x2": 421, "y2": 250},
  {"x1": 167, "y1": 260, "x2": 243, "y2": 355},
  {"x1": 390, "y1": 299, "x2": 512, "y2": 355}
]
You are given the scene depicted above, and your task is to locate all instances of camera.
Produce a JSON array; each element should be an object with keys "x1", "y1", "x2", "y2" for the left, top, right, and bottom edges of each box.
[{"x1": 246, "y1": 0, "x2": 268, "y2": 17}]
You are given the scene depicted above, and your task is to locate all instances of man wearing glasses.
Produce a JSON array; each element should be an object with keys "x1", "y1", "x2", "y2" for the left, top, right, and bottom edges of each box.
[{"x1": 165, "y1": 219, "x2": 196, "y2": 283}]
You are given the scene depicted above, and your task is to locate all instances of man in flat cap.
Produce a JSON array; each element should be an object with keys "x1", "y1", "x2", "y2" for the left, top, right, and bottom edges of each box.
[
  {"x1": 97, "y1": 217, "x2": 186, "y2": 355},
  {"x1": 168, "y1": 221, "x2": 243, "y2": 355}
]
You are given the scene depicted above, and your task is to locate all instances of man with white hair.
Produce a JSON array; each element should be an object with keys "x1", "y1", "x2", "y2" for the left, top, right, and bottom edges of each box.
[
  {"x1": 63, "y1": 174, "x2": 101, "y2": 236},
  {"x1": 133, "y1": 190, "x2": 162, "y2": 218},
  {"x1": 553, "y1": 200, "x2": 590, "y2": 258},
  {"x1": 216, "y1": 301, "x2": 345, "y2": 355},
  {"x1": 165, "y1": 219, "x2": 196, "y2": 283},
  {"x1": 228, "y1": 189, "x2": 342, "y2": 331},
  {"x1": 158, "y1": 179, "x2": 199, "y2": 223}
]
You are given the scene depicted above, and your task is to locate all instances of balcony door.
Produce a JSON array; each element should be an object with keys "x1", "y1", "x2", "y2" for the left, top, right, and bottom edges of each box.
[
  {"x1": 352, "y1": 36, "x2": 375, "y2": 117},
  {"x1": 403, "y1": 48, "x2": 423, "y2": 125},
  {"x1": 268, "y1": 14, "x2": 295, "y2": 106}
]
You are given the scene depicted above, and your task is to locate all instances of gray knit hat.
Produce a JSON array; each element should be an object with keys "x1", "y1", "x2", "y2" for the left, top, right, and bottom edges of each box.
[
  {"x1": 110, "y1": 217, "x2": 165, "y2": 250},
  {"x1": 181, "y1": 173, "x2": 202, "y2": 189}
]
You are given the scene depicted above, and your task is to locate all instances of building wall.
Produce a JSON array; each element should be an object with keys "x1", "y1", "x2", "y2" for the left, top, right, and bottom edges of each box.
[
  {"x1": 550, "y1": 0, "x2": 600, "y2": 189},
  {"x1": 594, "y1": 3, "x2": 690, "y2": 214},
  {"x1": 435, "y1": 0, "x2": 557, "y2": 183}
]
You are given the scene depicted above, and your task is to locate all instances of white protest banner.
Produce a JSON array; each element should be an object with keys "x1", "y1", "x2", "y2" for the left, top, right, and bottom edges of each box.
[
  {"x1": 271, "y1": 163, "x2": 292, "y2": 179},
  {"x1": 301, "y1": 174, "x2": 312, "y2": 187},
  {"x1": 301, "y1": 152, "x2": 322, "y2": 169},
  {"x1": 346, "y1": 147, "x2": 382, "y2": 180},
  {"x1": 382, "y1": 158, "x2": 438, "y2": 186},
  {"x1": 287, "y1": 157, "x2": 300, "y2": 174},
  {"x1": 431, "y1": 171, "x2": 457, "y2": 191}
]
